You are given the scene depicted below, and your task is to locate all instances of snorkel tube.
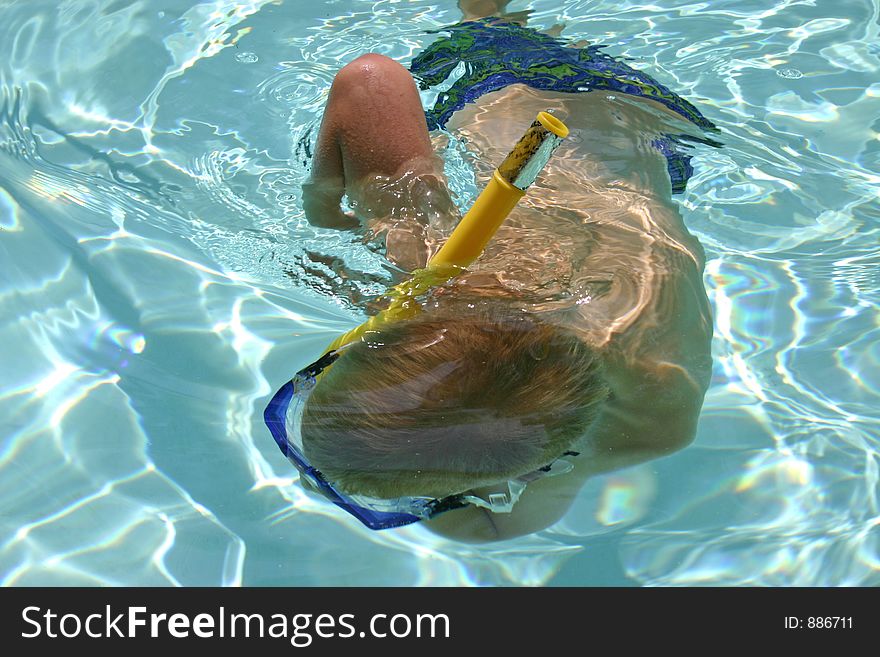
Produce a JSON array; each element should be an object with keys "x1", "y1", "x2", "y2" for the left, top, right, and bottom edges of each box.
[{"x1": 323, "y1": 111, "x2": 569, "y2": 355}]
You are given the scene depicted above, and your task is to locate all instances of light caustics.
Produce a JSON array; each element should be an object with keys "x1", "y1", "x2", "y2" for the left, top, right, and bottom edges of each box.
[{"x1": 0, "y1": 0, "x2": 878, "y2": 586}]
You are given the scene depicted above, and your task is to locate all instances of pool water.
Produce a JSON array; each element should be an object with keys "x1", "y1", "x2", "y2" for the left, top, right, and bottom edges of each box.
[{"x1": 1, "y1": 0, "x2": 878, "y2": 586}]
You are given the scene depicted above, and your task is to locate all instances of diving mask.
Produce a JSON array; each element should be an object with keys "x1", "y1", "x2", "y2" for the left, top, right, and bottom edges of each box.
[{"x1": 264, "y1": 346, "x2": 577, "y2": 530}]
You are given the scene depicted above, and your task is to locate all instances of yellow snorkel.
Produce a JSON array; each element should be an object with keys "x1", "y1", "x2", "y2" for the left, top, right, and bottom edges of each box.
[
  {"x1": 431, "y1": 111, "x2": 569, "y2": 268},
  {"x1": 323, "y1": 111, "x2": 569, "y2": 356}
]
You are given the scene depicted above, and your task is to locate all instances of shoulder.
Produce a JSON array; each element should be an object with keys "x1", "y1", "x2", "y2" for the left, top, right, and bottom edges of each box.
[{"x1": 592, "y1": 353, "x2": 709, "y2": 458}]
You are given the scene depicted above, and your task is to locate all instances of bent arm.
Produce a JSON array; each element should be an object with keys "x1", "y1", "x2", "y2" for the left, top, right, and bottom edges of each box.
[
  {"x1": 303, "y1": 53, "x2": 442, "y2": 231},
  {"x1": 302, "y1": 105, "x2": 359, "y2": 230}
]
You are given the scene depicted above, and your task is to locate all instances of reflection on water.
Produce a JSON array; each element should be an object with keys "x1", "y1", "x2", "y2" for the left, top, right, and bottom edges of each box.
[{"x1": 0, "y1": 0, "x2": 878, "y2": 585}]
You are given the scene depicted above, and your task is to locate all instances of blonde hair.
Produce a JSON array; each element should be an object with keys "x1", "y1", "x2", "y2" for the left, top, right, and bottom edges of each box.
[{"x1": 301, "y1": 303, "x2": 608, "y2": 498}]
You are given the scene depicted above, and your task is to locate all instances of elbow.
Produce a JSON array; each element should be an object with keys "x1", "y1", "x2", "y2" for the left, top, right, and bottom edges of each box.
[
  {"x1": 641, "y1": 400, "x2": 702, "y2": 457},
  {"x1": 655, "y1": 416, "x2": 699, "y2": 455},
  {"x1": 301, "y1": 180, "x2": 329, "y2": 225},
  {"x1": 302, "y1": 193, "x2": 329, "y2": 228},
  {"x1": 302, "y1": 182, "x2": 357, "y2": 230}
]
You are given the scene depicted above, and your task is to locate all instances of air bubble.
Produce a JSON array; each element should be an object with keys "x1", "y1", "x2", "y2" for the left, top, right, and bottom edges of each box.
[
  {"x1": 777, "y1": 68, "x2": 803, "y2": 79},
  {"x1": 235, "y1": 52, "x2": 258, "y2": 64}
]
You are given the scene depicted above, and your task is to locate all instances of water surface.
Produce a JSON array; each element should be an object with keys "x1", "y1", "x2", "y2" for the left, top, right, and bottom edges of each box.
[{"x1": 0, "y1": 0, "x2": 877, "y2": 586}]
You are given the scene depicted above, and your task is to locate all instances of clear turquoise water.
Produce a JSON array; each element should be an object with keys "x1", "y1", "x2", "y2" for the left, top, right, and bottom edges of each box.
[{"x1": 0, "y1": 0, "x2": 877, "y2": 586}]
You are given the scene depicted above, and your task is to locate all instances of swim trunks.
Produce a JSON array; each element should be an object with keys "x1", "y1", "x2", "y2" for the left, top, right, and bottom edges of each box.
[{"x1": 410, "y1": 19, "x2": 720, "y2": 193}]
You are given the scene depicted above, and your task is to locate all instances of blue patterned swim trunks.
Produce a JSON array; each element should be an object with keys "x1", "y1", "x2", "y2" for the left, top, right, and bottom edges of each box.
[{"x1": 410, "y1": 19, "x2": 720, "y2": 194}]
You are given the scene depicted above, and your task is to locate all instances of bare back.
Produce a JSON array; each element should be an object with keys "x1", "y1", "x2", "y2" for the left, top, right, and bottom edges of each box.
[{"x1": 423, "y1": 85, "x2": 712, "y2": 387}]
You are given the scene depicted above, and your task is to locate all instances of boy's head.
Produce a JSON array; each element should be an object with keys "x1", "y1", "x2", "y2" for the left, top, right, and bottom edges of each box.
[{"x1": 300, "y1": 302, "x2": 608, "y2": 500}]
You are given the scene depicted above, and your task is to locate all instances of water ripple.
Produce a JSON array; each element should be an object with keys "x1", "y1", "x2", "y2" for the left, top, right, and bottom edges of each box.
[{"x1": 1, "y1": 0, "x2": 879, "y2": 587}]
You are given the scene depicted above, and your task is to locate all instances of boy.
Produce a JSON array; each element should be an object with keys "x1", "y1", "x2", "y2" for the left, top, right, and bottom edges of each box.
[{"x1": 296, "y1": 3, "x2": 713, "y2": 542}]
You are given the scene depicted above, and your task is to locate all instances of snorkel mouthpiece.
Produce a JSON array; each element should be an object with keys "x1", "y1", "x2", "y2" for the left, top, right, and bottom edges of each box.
[
  {"x1": 430, "y1": 111, "x2": 569, "y2": 269},
  {"x1": 498, "y1": 111, "x2": 569, "y2": 191}
]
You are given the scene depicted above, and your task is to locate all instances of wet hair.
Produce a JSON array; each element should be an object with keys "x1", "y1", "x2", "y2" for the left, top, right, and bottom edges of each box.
[{"x1": 300, "y1": 302, "x2": 609, "y2": 499}]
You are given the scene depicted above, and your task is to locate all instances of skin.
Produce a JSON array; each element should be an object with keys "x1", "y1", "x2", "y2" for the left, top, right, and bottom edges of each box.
[
  {"x1": 457, "y1": 0, "x2": 515, "y2": 21},
  {"x1": 302, "y1": 6, "x2": 713, "y2": 542}
]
